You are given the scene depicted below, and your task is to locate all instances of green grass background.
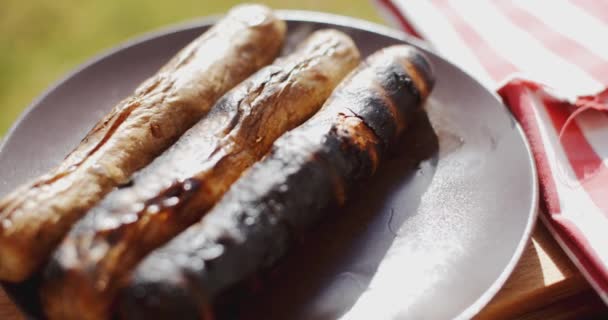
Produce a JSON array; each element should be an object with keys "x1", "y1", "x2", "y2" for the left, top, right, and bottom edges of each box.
[{"x1": 0, "y1": 0, "x2": 383, "y2": 137}]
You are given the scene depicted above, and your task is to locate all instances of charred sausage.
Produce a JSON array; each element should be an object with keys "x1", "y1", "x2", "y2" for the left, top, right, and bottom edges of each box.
[
  {"x1": 0, "y1": 4, "x2": 286, "y2": 282},
  {"x1": 119, "y1": 45, "x2": 434, "y2": 320},
  {"x1": 41, "y1": 29, "x2": 361, "y2": 320}
]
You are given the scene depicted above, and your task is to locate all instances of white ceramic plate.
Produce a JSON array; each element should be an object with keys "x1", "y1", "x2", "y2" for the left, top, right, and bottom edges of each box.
[{"x1": 0, "y1": 11, "x2": 537, "y2": 320}]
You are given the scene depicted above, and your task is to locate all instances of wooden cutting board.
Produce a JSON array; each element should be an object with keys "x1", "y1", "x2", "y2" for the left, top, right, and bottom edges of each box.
[
  {"x1": 0, "y1": 222, "x2": 606, "y2": 319},
  {"x1": 476, "y1": 222, "x2": 607, "y2": 319}
]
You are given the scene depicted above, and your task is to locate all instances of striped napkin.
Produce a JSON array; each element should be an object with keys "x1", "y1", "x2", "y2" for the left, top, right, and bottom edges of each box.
[{"x1": 374, "y1": 0, "x2": 608, "y2": 303}]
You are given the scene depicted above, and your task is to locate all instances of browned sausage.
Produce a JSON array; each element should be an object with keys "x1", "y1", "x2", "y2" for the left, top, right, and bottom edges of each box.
[
  {"x1": 118, "y1": 45, "x2": 434, "y2": 320},
  {"x1": 41, "y1": 29, "x2": 361, "y2": 320},
  {"x1": 0, "y1": 4, "x2": 286, "y2": 282}
]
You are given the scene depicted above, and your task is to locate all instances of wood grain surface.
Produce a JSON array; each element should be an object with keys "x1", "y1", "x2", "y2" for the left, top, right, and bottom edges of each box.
[
  {"x1": 1, "y1": 222, "x2": 606, "y2": 319},
  {"x1": 476, "y1": 222, "x2": 607, "y2": 319}
]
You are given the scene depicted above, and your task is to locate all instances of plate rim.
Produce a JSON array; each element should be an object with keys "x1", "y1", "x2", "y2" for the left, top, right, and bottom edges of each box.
[{"x1": 0, "y1": 10, "x2": 539, "y2": 319}]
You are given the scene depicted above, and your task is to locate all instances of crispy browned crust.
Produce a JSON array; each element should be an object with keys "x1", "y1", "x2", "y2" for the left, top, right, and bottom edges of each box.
[
  {"x1": 0, "y1": 5, "x2": 286, "y2": 283},
  {"x1": 118, "y1": 45, "x2": 435, "y2": 320},
  {"x1": 41, "y1": 30, "x2": 361, "y2": 320}
]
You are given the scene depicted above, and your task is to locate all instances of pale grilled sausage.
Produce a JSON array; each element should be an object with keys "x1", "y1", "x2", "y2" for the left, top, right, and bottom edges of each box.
[
  {"x1": 119, "y1": 45, "x2": 434, "y2": 320},
  {"x1": 0, "y1": 4, "x2": 286, "y2": 282},
  {"x1": 41, "y1": 29, "x2": 361, "y2": 320}
]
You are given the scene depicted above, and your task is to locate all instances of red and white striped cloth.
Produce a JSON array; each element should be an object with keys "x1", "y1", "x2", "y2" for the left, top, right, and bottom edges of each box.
[{"x1": 374, "y1": 0, "x2": 608, "y2": 303}]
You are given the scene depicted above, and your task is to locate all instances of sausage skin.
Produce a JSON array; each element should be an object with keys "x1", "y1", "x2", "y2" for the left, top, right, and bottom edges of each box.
[
  {"x1": 41, "y1": 29, "x2": 361, "y2": 320},
  {"x1": 119, "y1": 45, "x2": 435, "y2": 320},
  {"x1": 0, "y1": 4, "x2": 286, "y2": 282}
]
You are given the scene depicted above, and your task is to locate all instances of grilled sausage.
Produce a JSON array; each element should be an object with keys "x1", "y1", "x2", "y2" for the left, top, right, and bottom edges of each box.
[
  {"x1": 41, "y1": 29, "x2": 361, "y2": 320},
  {"x1": 118, "y1": 45, "x2": 434, "y2": 320},
  {"x1": 0, "y1": 4, "x2": 286, "y2": 282}
]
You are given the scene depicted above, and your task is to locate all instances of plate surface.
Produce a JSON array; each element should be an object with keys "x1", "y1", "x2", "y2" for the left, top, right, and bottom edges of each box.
[{"x1": 0, "y1": 11, "x2": 537, "y2": 320}]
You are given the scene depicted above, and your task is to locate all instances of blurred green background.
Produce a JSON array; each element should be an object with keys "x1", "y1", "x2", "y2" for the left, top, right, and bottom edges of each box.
[{"x1": 0, "y1": 0, "x2": 383, "y2": 137}]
